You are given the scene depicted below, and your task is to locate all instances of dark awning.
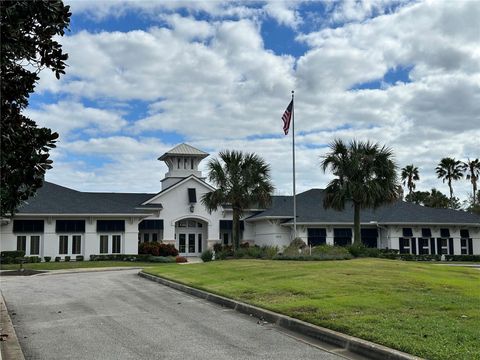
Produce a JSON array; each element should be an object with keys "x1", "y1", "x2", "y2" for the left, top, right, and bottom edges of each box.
[
  {"x1": 421, "y1": 228, "x2": 432, "y2": 237},
  {"x1": 460, "y1": 229, "x2": 470, "y2": 238},
  {"x1": 219, "y1": 220, "x2": 244, "y2": 231},
  {"x1": 307, "y1": 228, "x2": 327, "y2": 237},
  {"x1": 440, "y1": 228, "x2": 450, "y2": 238},
  {"x1": 97, "y1": 220, "x2": 125, "y2": 232},
  {"x1": 402, "y1": 228, "x2": 413, "y2": 237},
  {"x1": 139, "y1": 220, "x2": 164, "y2": 230},
  {"x1": 361, "y1": 228, "x2": 378, "y2": 238},
  {"x1": 56, "y1": 220, "x2": 85, "y2": 233},
  {"x1": 13, "y1": 220, "x2": 44, "y2": 233}
]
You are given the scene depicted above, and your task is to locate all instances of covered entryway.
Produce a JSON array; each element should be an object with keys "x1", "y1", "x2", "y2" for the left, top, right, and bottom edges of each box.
[{"x1": 175, "y1": 218, "x2": 207, "y2": 256}]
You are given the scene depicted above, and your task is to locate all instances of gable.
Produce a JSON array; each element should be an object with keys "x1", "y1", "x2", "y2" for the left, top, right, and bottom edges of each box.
[{"x1": 142, "y1": 176, "x2": 215, "y2": 205}]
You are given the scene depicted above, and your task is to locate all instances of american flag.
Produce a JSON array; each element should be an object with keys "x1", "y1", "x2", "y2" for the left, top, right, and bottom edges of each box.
[{"x1": 282, "y1": 99, "x2": 293, "y2": 135}]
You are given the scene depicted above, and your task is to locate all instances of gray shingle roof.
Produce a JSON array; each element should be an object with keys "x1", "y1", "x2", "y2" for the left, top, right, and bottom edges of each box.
[
  {"x1": 17, "y1": 182, "x2": 155, "y2": 215},
  {"x1": 248, "y1": 189, "x2": 480, "y2": 225},
  {"x1": 158, "y1": 143, "x2": 209, "y2": 160}
]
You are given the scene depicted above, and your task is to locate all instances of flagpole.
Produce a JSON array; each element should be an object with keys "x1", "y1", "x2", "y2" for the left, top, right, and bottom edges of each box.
[{"x1": 291, "y1": 90, "x2": 297, "y2": 240}]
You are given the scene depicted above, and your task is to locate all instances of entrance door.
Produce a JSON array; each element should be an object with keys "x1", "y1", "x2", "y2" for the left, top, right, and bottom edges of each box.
[{"x1": 178, "y1": 233, "x2": 200, "y2": 256}]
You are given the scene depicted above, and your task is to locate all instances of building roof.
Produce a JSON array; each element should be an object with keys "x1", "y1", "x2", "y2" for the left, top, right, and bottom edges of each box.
[
  {"x1": 248, "y1": 189, "x2": 480, "y2": 225},
  {"x1": 16, "y1": 182, "x2": 155, "y2": 215},
  {"x1": 158, "y1": 143, "x2": 209, "y2": 161}
]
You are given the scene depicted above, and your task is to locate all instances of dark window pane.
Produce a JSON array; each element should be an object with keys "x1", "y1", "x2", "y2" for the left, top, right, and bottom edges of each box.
[
  {"x1": 30, "y1": 236, "x2": 40, "y2": 255},
  {"x1": 17, "y1": 236, "x2": 26, "y2": 252},
  {"x1": 59, "y1": 236, "x2": 68, "y2": 254},
  {"x1": 152, "y1": 233, "x2": 158, "y2": 242},
  {"x1": 307, "y1": 228, "x2": 326, "y2": 246},
  {"x1": 198, "y1": 234, "x2": 202, "y2": 253},
  {"x1": 188, "y1": 234, "x2": 195, "y2": 253},
  {"x1": 219, "y1": 220, "x2": 244, "y2": 231},
  {"x1": 100, "y1": 235, "x2": 109, "y2": 253},
  {"x1": 143, "y1": 233, "x2": 149, "y2": 242},
  {"x1": 72, "y1": 236, "x2": 81, "y2": 254},
  {"x1": 179, "y1": 234, "x2": 186, "y2": 252},
  {"x1": 223, "y1": 233, "x2": 229, "y2": 245},
  {"x1": 188, "y1": 188, "x2": 197, "y2": 203},
  {"x1": 112, "y1": 235, "x2": 121, "y2": 253}
]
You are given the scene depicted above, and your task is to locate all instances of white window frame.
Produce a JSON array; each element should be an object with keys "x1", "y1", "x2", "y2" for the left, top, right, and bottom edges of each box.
[
  {"x1": 439, "y1": 238, "x2": 449, "y2": 255},
  {"x1": 460, "y1": 238, "x2": 468, "y2": 255},
  {"x1": 58, "y1": 234, "x2": 83, "y2": 256},
  {"x1": 419, "y1": 238, "x2": 430, "y2": 255},
  {"x1": 401, "y1": 237, "x2": 412, "y2": 254},
  {"x1": 99, "y1": 234, "x2": 122, "y2": 254},
  {"x1": 16, "y1": 234, "x2": 42, "y2": 256}
]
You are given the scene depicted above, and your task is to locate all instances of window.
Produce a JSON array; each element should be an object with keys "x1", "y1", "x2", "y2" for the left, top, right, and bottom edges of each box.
[
  {"x1": 178, "y1": 158, "x2": 181, "y2": 169},
  {"x1": 223, "y1": 233, "x2": 229, "y2": 245},
  {"x1": 179, "y1": 234, "x2": 186, "y2": 252},
  {"x1": 152, "y1": 233, "x2": 158, "y2": 242},
  {"x1": 143, "y1": 233, "x2": 150, "y2": 242},
  {"x1": 361, "y1": 228, "x2": 378, "y2": 248},
  {"x1": 439, "y1": 238, "x2": 448, "y2": 254},
  {"x1": 100, "y1": 235, "x2": 109, "y2": 254},
  {"x1": 307, "y1": 228, "x2": 326, "y2": 246},
  {"x1": 112, "y1": 235, "x2": 121, "y2": 254},
  {"x1": 30, "y1": 236, "x2": 40, "y2": 255},
  {"x1": 333, "y1": 228, "x2": 352, "y2": 246},
  {"x1": 59, "y1": 235, "x2": 68, "y2": 254},
  {"x1": 17, "y1": 236, "x2": 26, "y2": 252},
  {"x1": 191, "y1": 158, "x2": 194, "y2": 169},
  {"x1": 72, "y1": 235, "x2": 81, "y2": 254},
  {"x1": 418, "y1": 238, "x2": 429, "y2": 254},
  {"x1": 188, "y1": 188, "x2": 197, "y2": 203},
  {"x1": 197, "y1": 222, "x2": 203, "y2": 228},
  {"x1": 178, "y1": 220, "x2": 187, "y2": 228},
  {"x1": 198, "y1": 234, "x2": 202, "y2": 253},
  {"x1": 400, "y1": 238, "x2": 411, "y2": 254},
  {"x1": 461, "y1": 238, "x2": 468, "y2": 255},
  {"x1": 188, "y1": 220, "x2": 197, "y2": 228},
  {"x1": 188, "y1": 234, "x2": 195, "y2": 252}
]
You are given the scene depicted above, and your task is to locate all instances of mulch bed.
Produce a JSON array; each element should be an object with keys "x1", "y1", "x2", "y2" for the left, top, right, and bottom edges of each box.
[{"x1": 1, "y1": 269, "x2": 46, "y2": 276}]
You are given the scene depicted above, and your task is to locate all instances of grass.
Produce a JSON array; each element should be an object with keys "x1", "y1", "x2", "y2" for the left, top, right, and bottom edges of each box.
[
  {"x1": 0, "y1": 261, "x2": 154, "y2": 271},
  {"x1": 144, "y1": 258, "x2": 480, "y2": 360}
]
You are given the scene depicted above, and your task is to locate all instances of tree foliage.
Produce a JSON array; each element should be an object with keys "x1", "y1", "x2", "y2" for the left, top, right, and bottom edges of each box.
[
  {"x1": 401, "y1": 164, "x2": 419, "y2": 197},
  {"x1": 321, "y1": 139, "x2": 401, "y2": 245},
  {"x1": 405, "y1": 188, "x2": 458, "y2": 209},
  {"x1": 462, "y1": 158, "x2": 480, "y2": 206},
  {"x1": 201, "y1": 150, "x2": 274, "y2": 251},
  {"x1": 435, "y1": 157, "x2": 463, "y2": 200},
  {"x1": 0, "y1": 0, "x2": 71, "y2": 216}
]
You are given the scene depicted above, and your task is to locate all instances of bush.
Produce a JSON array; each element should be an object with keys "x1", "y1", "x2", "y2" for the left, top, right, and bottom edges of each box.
[
  {"x1": 215, "y1": 250, "x2": 229, "y2": 260},
  {"x1": 149, "y1": 256, "x2": 175, "y2": 263},
  {"x1": 64, "y1": 256, "x2": 71, "y2": 262},
  {"x1": 261, "y1": 245, "x2": 279, "y2": 259},
  {"x1": 0, "y1": 257, "x2": 14, "y2": 264},
  {"x1": 14, "y1": 257, "x2": 26, "y2": 264},
  {"x1": 76, "y1": 255, "x2": 84, "y2": 261},
  {"x1": 201, "y1": 250, "x2": 213, "y2": 262},
  {"x1": 138, "y1": 242, "x2": 179, "y2": 257},
  {"x1": 311, "y1": 244, "x2": 351, "y2": 257},
  {"x1": 44, "y1": 256, "x2": 51, "y2": 262},
  {"x1": 213, "y1": 243, "x2": 223, "y2": 252},
  {"x1": 55, "y1": 256, "x2": 61, "y2": 262},
  {"x1": 240, "y1": 242, "x2": 250, "y2": 248},
  {"x1": 1, "y1": 250, "x2": 25, "y2": 258},
  {"x1": 28, "y1": 256, "x2": 41, "y2": 263},
  {"x1": 445, "y1": 255, "x2": 480, "y2": 262},
  {"x1": 175, "y1": 256, "x2": 188, "y2": 263}
]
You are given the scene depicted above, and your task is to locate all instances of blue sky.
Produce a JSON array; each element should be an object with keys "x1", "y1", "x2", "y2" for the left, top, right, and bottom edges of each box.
[{"x1": 28, "y1": 0, "x2": 480, "y2": 202}]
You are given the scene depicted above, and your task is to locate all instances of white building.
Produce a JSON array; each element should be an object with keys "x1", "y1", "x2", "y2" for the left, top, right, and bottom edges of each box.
[{"x1": 1, "y1": 143, "x2": 479, "y2": 259}]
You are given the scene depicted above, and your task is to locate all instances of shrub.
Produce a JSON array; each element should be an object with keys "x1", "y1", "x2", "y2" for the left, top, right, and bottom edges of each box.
[
  {"x1": 149, "y1": 256, "x2": 175, "y2": 263},
  {"x1": 64, "y1": 256, "x2": 71, "y2": 262},
  {"x1": 14, "y1": 257, "x2": 26, "y2": 264},
  {"x1": 240, "y1": 242, "x2": 250, "y2": 248},
  {"x1": 215, "y1": 250, "x2": 229, "y2": 260},
  {"x1": 201, "y1": 250, "x2": 213, "y2": 262},
  {"x1": 311, "y1": 244, "x2": 351, "y2": 257},
  {"x1": 261, "y1": 245, "x2": 279, "y2": 259},
  {"x1": 76, "y1": 255, "x2": 84, "y2": 261},
  {"x1": 445, "y1": 255, "x2": 480, "y2": 262},
  {"x1": 28, "y1": 256, "x2": 41, "y2": 263},
  {"x1": 0, "y1": 257, "x2": 14, "y2": 264},
  {"x1": 175, "y1": 256, "x2": 188, "y2": 263},
  {"x1": 44, "y1": 256, "x2": 51, "y2": 262},
  {"x1": 1, "y1": 250, "x2": 25, "y2": 258},
  {"x1": 213, "y1": 243, "x2": 223, "y2": 252},
  {"x1": 346, "y1": 244, "x2": 381, "y2": 258},
  {"x1": 55, "y1": 256, "x2": 61, "y2": 262},
  {"x1": 138, "y1": 242, "x2": 179, "y2": 257}
]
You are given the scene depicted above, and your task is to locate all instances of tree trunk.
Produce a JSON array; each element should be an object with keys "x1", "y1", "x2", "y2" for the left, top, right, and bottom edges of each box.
[
  {"x1": 232, "y1": 208, "x2": 241, "y2": 252},
  {"x1": 353, "y1": 202, "x2": 361, "y2": 245},
  {"x1": 448, "y1": 178, "x2": 453, "y2": 200}
]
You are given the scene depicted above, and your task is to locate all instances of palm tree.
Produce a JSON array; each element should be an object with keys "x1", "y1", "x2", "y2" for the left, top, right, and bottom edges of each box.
[
  {"x1": 201, "y1": 150, "x2": 274, "y2": 251},
  {"x1": 462, "y1": 158, "x2": 480, "y2": 206},
  {"x1": 401, "y1": 164, "x2": 420, "y2": 197},
  {"x1": 435, "y1": 158, "x2": 463, "y2": 200},
  {"x1": 321, "y1": 139, "x2": 400, "y2": 245}
]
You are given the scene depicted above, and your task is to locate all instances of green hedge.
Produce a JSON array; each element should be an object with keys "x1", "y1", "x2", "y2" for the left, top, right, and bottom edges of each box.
[{"x1": 445, "y1": 255, "x2": 480, "y2": 262}]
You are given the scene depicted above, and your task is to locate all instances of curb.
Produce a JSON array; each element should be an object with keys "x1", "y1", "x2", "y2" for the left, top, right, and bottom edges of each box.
[
  {"x1": 139, "y1": 271, "x2": 423, "y2": 360},
  {"x1": 0, "y1": 292, "x2": 25, "y2": 360}
]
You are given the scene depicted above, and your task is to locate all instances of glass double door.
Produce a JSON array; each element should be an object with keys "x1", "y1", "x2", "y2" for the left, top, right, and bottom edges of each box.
[{"x1": 178, "y1": 232, "x2": 203, "y2": 255}]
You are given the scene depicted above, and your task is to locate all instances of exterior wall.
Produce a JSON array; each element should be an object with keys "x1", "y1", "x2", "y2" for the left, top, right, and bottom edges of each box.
[
  {"x1": 252, "y1": 220, "x2": 291, "y2": 248},
  {"x1": 1, "y1": 216, "x2": 143, "y2": 260}
]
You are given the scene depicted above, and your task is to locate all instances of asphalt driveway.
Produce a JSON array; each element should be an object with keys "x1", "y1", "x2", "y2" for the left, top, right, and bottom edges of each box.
[{"x1": 0, "y1": 269, "x2": 344, "y2": 360}]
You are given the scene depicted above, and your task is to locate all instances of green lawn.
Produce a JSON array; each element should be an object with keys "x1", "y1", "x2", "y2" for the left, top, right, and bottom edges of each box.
[
  {"x1": 0, "y1": 261, "x2": 154, "y2": 271},
  {"x1": 145, "y1": 259, "x2": 480, "y2": 360}
]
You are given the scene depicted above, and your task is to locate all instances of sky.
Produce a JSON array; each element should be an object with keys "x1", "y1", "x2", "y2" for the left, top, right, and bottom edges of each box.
[{"x1": 28, "y1": 0, "x2": 480, "y2": 202}]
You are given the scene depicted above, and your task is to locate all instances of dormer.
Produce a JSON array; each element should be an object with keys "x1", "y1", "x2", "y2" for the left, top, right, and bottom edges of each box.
[{"x1": 158, "y1": 143, "x2": 209, "y2": 190}]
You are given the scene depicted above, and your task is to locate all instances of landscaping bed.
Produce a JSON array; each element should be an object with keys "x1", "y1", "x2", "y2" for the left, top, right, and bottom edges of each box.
[{"x1": 144, "y1": 258, "x2": 480, "y2": 360}]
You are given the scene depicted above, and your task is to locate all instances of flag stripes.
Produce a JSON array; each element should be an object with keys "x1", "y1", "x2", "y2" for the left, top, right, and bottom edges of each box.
[{"x1": 282, "y1": 99, "x2": 293, "y2": 135}]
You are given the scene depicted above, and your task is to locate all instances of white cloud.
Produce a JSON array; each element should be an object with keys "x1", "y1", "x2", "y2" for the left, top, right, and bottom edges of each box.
[{"x1": 263, "y1": 1, "x2": 302, "y2": 28}]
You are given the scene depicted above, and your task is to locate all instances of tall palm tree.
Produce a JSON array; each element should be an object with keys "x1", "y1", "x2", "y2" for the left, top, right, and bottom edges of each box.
[
  {"x1": 321, "y1": 139, "x2": 400, "y2": 245},
  {"x1": 201, "y1": 150, "x2": 274, "y2": 251},
  {"x1": 462, "y1": 158, "x2": 480, "y2": 206},
  {"x1": 435, "y1": 157, "x2": 463, "y2": 200},
  {"x1": 401, "y1": 164, "x2": 420, "y2": 197}
]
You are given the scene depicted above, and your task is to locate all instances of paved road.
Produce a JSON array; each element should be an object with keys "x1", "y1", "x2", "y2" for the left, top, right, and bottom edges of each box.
[{"x1": 0, "y1": 270, "x2": 344, "y2": 360}]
